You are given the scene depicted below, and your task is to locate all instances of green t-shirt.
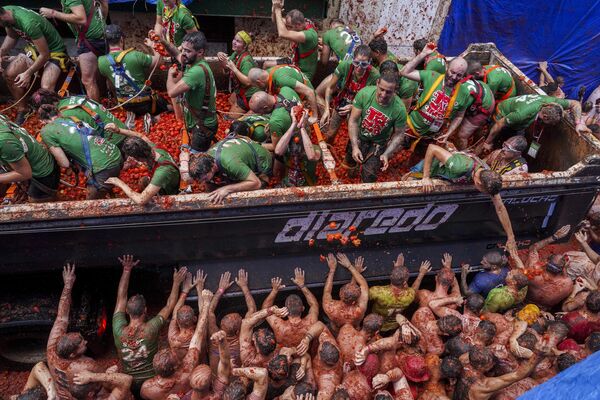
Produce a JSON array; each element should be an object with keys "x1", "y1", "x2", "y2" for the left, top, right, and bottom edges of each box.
[
  {"x1": 407, "y1": 70, "x2": 472, "y2": 137},
  {"x1": 98, "y1": 50, "x2": 153, "y2": 100},
  {"x1": 268, "y1": 87, "x2": 301, "y2": 139},
  {"x1": 0, "y1": 119, "x2": 55, "y2": 178},
  {"x1": 239, "y1": 114, "x2": 270, "y2": 143},
  {"x1": 182, "y1": 59, "x2": 217, "y2": 131},
  {"x1": 41, "y1": 118, "x2": 122, "y2": 173},
  {"x1": 483, "y1": 286, "x2": 528, "y2": 313},
  {"x1": 207, "y1": 137, "x2": 272, "y2": 182},
  {"x1": 269, "y1": 65, "x2": 313, "y2": 94},
  {"x1": 462, "y1": 79, "x2": 495, "y2": 114},
  {"x1": 483, "y1": 65, "x2": 515, "y2": 100},
  {"x1": 296, "y1": 28, "x2": 319, "y2": 81},
  {"x1": 228, "y1": 51, "x2": 259, "y2": 102},
  {"x1": 5, "y1": 6, "x2": 66, "y2": 54},
  {"x1": 334, "y1": 60, "x2": 380, "y2": 94},
  {"x1": 429, "y1": 153, "x2": 476, "y2": 182},
  {"x1": 425, "y1": 51, "x2": 446, "y2": 74},
  {"x1": 150, "y1": 148, "x2": 180, "y2": 195},
  {"x1": 369, "y1": 285, "x2": 416, "y2": 332},
  {"x1": 156, "y1": 0, "x2": 197, "y2": 46},
  {"x1": 353, "y1": 86, "x2": 407, "y2": 144},
  {"x1": 322, "y1": 26, "x2": 362, "y2": 61},
  {"x1": 61, "y1": 0, "x2": 104, "y2": 41},
  {"x1": 58, "y1": 96, "x2": 126, "y2": 146},
  {"x1": 496, "y1": 94, "x2": 571, "y2": 131},
  {"x1": 112, "y1": 312, "x2": 164, "y2": 381},
  {"x1": 282, "y1": 142, "x2": 319, "y2": 187}
]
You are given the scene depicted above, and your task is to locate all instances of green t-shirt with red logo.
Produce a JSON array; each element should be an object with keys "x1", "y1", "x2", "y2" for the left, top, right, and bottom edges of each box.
[
  {"x1": 496, "y1": 94, "x2": 571, "y2": 131},
  {"x1": 483, "y1": 65, "x2": 515, "y2": 100},
  {"x1": 4, "y1": 6, "x2": 66, "y2": 54},
  {"x1": 353, "y1": 86, "x2": 407, "y2": 145}
]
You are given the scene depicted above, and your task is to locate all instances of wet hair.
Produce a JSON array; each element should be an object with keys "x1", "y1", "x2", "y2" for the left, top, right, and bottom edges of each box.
[
  {"x1": 587, "y1": 332, "x2": 600, "y2": 353},
  {"x1": 182, "y1": 31, "x2": 207, "y2": 51},
  {"x1": 556, "y1": 352, "x2": 577, "y2": 372},
  {"x1": 220, "y1": 313, "x2": 243, "y2": 336},
  {"x1": 440, "y1": 356, "x2": 463, "y2": 379},
  {"x1": 390, "y1": 266, "x2": 409, "y2": 286},
  {"x1": 477, "y1": 320, "x2": 497, "y2": 345},
  {"x1": 506, "y1": 135, "x2": 528, "y2": 153},
  {"x1": 285, "y1": 294, "x2": 304, "y2": 317},
  {"x1": 176, "y1": 305, "x2": 196, "y2": 329},
  {"x1": 438, "y1": 315, "x2": 463, "y2": 337},
  {"x1": 56, "y1": 333, "x2": 83, "y2": 359},
  {"x1": 586, "y1": 290, "x2": 600, "y2": 313},
  {"x1": 70, "y1": 382, "x2": 100, "y2": 400},
  {"x1": 105, "y1": 24, "x2": 123, "y2": 45},
  {"x1": 467, "y1": 60, "x2": 483, "y2": 76},
  {"x1": 329, "y1": 18, "x2": 344, "y2": 28},
  {"x1": 483, "y1": 250, "x2": 505, "y2": 267},
  {"x1": 590, "y1": 124, "x2": 600, "y2": 135},
  {"x1": 229, "y1": 120, "x2": 250, "y2": 137},
  {"x1": 267, "y1": 354, "x2": 289, "y2": 381},
  {"x1": 16, "y1": 387, "x2": 46, "y2": 400},
  {"x1": 354, "y1": 44, "x2": 372, "y2": 59},
  {"x1": 583, "y1": 101, "x2": 593, "y2": 113},
  {"x1": 126, "y1": 294, "x2": 146, "y2": 318},
  {"x1": 189, "y1": 364, "x2": 212, "y2": 391},
  {"x1": 153, "y1": 349, "x2": 179, "y2": 377},
  {"x1": 286, "y1": 9, "x2": 305, "y2": 25},
  {"x1": 189, "y1": 153, "x2": 216, "y2": 181},
  {"x1": 223, "y1": 380, "x2": 246, "y2": 400},
  {"x1": 363, "y1": 313, "x2": 384, "y2": 334},
  {"x1": 294, "y1": 382, "x2": 315, "y2": 397},
  {"x1": 547, "y1": 321, "x2": 569, "y2": 340},
  {"x1": 379, "y1": 60, "x2": 399, "y2": 75},
  {"x1": 253, "y1": 327, "x2": 276, "y2": 355},
  {"x1": 530, "y1": 320, "x2": 547, "y2": 335},
  {"x1": 331, "y1": 387, "x2": 350, "y2": 400},
  {"x1": 37, "y1": 104, "x2": 59, "y2": 121},
  {"x1": 541, "y1": 82, "x2": 559, "y2": 95},
  {"x1": 319, "y1": 341, "x2": 340, "y2": 365},
  {"x1": 368, "y1": 37, "x2": 387, "y2": 54},
  {"x1": 340, "y1": 282, "x2": 361, "y2": 305},
  {"x1": 379, "y1": 71, "x2": 398, "y2": 86},
  {"x1": 468, "y1": 346, "x2": 494, "y2": 371},
  {"x1": 479, "y1": 170, "x2": 503, "y2": 195},
  {"x1": 510, "y1": 270, "x2": 529, "y2": 289},
  {"x1": 31, "y1": 88, "x2": 60, "y2": 109},
  {"x1": 517, "y1": 331, "x2": 538, "y2": 351},
  {"x1": 445, "y1": 336, "x2": 471, "y2": 357},
  {"x1": 413, "y1": 38, "x2": 427, "y2": 53},
  {"x1": 540, "y1": 103, "x2": 564, "y2": 125},
  {"x1": 465, "y1": 293, "x2": 485, "y2": 314},
  {"x1": 374, "y1": 394, "x2": 393, "y2": 400},
  {"x1": 437, "y1": 267, "x2": 455, "y2": 288},
  {"x1": 122, "y1": 137, "x2": 153, "y2": 162}
]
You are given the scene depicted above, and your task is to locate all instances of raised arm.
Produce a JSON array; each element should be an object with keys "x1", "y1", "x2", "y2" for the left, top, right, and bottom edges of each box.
[
  {"x1": 73, "y1": 371, "x2": 133, "y2": 400},
  {"x1": 274, "y1": 114, "x2": 299, "y2": 157},
  {"x1": 48, "y1": 264, "x2": 76, "y2": 352},
  {"x1": 209, "y1": 272, "x2": 234, "y2": 334},
  {"x1": 429, "y1": 296, "x2": 463, "y2": 319},
  {"x1": 114, "y1": 255, "x2": 140, "y2": 314},
  {"x1": 294, "y1": 82, "x2": 319, "y2": 120},
  {"x1": 400, "y1": 45, "x2": 435, "y2": 82},
  {"x1": 460, "y1": 263, "x2": 474, "y2": 296},
  {"x1": 530, "y1": 225, "x2": 570, "y2": 252},
  {"x1": 158, "y1": 267, "x2": 188, "y2": 320},
  {"x1": 235, "y1": 269, "x2": 257, "y2": 316},
  {"x1": 240, "y1": 306, "x2": 289, "y2": 362},
  {"x1": 272, "y1": 3, "x2": 306, "y2": 43},
  {"x1": 233, "y1": 367, "x2": 268, "y2": 400},
  {"x1": 183, "y1": 290, "x2": 212, "y2": 369},
  {"x1": 40, "y1": 5, "x2": 87, "y2": 26},
  {"x1": 355, "y1": 330, "x2": 401, "y2": 365},
  {"x1": 411, "y1": 260, "x2": 432, "y2": 291},
  {"x1": 168, "y1": 271, "x2": 196, "y2": 344},
  {"x1": 292, "y1": 268, "x2": 320, "y2": 322},
  {"x1": 566, "y1": 100, "x2": 589, "y2": 134},
  {"x1": 296, "y1": 321, "x2": 327, "y2": 356},
  {"x1": 323, "y1": 253, "x2": 337, "y2": 305},
  {"x1": 300, "y1": 122, "x2": 320, "y2": 162},
  {"x1": 491, "y1": 194, "x2": 517, "y2": 256},
  {"x1": 262, "y1": 277, "x2": 285, "y2": 309},
  {"x1": 574, "y1": 230, "x2": 600, "y2": 263},
  {"x1": 508, "y1": 319, "x2": 533, "y2": 359},
  {"x1": 472, "y1": 354, "x2": 541, "y2": 397},
  {"x1": 212, "y1": 330, "x2": 232, "y2": 384},
  {"x1": 336, "y1": 253, "x2": 369, "y2": 314}
]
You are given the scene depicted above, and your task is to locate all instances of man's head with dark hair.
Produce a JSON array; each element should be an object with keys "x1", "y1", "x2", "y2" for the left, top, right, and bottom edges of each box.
[
  {"x1": 176, "y1": 305, "x2": 196, "y2": 329},
  {"x1": 379, "y1": 60, "x2": 399, "y2": 75},
  {"x1": 229, "y1": 120, "x2": 250, "y2": 137},
  {"x1": 475, "y1": 320, "x2": 497, "y2": 346},
  {"x1": 331, "y1": 387, "x2": 350, "y2": 400},
  {"x1": 390, "y1": 266, "x2": 409, "y2": 287},
  {"x1": 586, "y1": 332, "x2": 600, "y2": 353},
  {"x1": 379, "y1": 70, "x2": 398, "y2": 87},
  {"x1": 122, "y1": 137, "x2": 153, "y2": 163},
  {"x1": 56, "y1": 332, "x2": 86, "y2": 359},
  {"x1": 556, "y1": 352, "x2": 577, "y2": 372},
  {"x1": 189, "y1": 364, "x2": 212, "y2": 391},
  {"x1": 126, "y1": 294, "x2": 146, "y2": 318},
  {"x1": 583, "y1": 101, "x2": 593, "y2": 113},
  {"x1": 481, "y1": 250, "x2": 506, "y2": 270},
  {"x1": 223, "y1": 380, "x2": 246, "y2": 400},
  {"x1": 368, "y1": 37, "x2": 387, "y2": 56},
  {"x1": 354, "y1": 44, "x2": 372, "y2": 59},
  {"x1": 32, "y1": 89, "x2": 61, "y2": 121},
  {"x1": 590, "y1": 124, "x2": 600, "y2": 138},
  {"x1": 0, "y1": 7, "x2": 13, "y2": 28},
  {"x1": 267, "y1": 354, "x2": 289, "y2": 381},
  {"x1": 253, "y1": 327, "x2": 276, "y2": 356},
  {"x1": 541, "y1": 82, "x2": 560, "y2": 96},
  {"x1": 468, "y1": 346, "x2": 494, "y2": 372},
  {"x1": 285, "y1": 9, "x2": 306, "y2": 30},
  {"x1": 189, "y1": 153, "x2": 217, "y2": 183},
  {"x1": 340, "y1": 282, "x2": 361, "y2": 305},
  {"x1": 319, "y1": 341, "x2": 340, "y2": 366},
  {"x1": 467, "y1": 60, "x2": 484, "y2": 79},
  {"x1": 586, "y1": 290, "x2": 600, "y2": 313},
  {"x1": 436, "y1": 267, "x2": 455, "y2": 289},
  {"x1": 153, "y1": 349, "x2": 179, "y2": 377},
  {"x1": 16, "y1": 386, "x2": 47, "y2": 400},
  {"x1": 329, "y1": 18, "x2": 344, "y2": 29},
  {"x1": 546, "y1": 321, "x2": 569, "y2": 343},
  {"x1": 105, "y1": 24, "x2": 124, "y2": 46},
  {"x1": 517, "y1": 331, "x2": 538, "y2": 351},
  {"x1": 180, "y1": 31, "x2": 207, "y2": 66},
  {"x1": 465, "y1": 293, "x2": 485, "y2": 314},
  {"x1": 546, "y1": 253, "x2": 567, "y2": 275},
  {"x1": 220, "y1": 313, "x2": 243, "y2": 336},
  {"x1": 413, "y1": 38, "x2": 427, "y2": 54},
  {"x1": 474, "y1": 169, "x2": 503, "y2": 195},
  {"x1": 285, "y1": 294, "x2": 304, "y2": 317},
  {"x1": 438, "y1": 315, "x2": 463, "y2": 337},
  {"x1": 70, "y1": 382, "x2": 101, "y2": 400},
  {"x1": 502, "y1": 135, "x2": 528, "y2": 157},
  {"x1": 374, "y1": 393, "x2": 393, "y2": 400},
  {"x1": 539, "y1": 103, "x2": 564, "y2": 125},
  {"x1": 445, "y1": 336, "x2": 471, "y2": 357},
  {"x1": 294, "y1": 382, "x2": 316, "y2": 397},
  {"x1": 363, "y1": 313, "x2": 384, "y2": 334},
  {"x1": 440, "y1": 356, "x2": 463, "y2": 379}
]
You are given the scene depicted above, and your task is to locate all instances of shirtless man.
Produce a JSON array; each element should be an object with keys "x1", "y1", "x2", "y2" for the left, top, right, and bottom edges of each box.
[
  {"x1": 239, "y1": 306, "x2": 289, "y2": 368},
  {"x1": 322, "y1": 253, "x2": 369, "y2": 333},
  {"x1": 262, "y1": 269, "x2": 320, "y2": 348},
  {"x1": 339, "y1": 353, "x2": 379, "y2": 400},
  {"x1": 47, "y1": 264, "x2": 101, "y2": 400},
  {"x1": 419, "y1": 354, "x2": 451, "y2": 400},
  {"x1": 530, "y1": 321, "x2": 570, "y2": 383},
  {"x1": 562, "y1": 289, "x2": 600, "y2": 343},
  {"x1": 10, "y1": 362, "x2": 57, "y2": 400},
  {"x1": 482, "y1": 270, "x2": 529, "y2": 313},
  {"x1": 336, "y1": 313, "x2": 383, "y2": 370},
  {"x1": 230, "y1": 367, "x2": 269, "y2": 400},
  {"x1": 73, "y1": 367, "x2": 133, "y2": 400},
  {"x1": 306, "y1": 326, "x2": 342, "y2": 400},
  {"x1": 140, "y1": 289, "x2": 212, "y2": 400},
  {"x1": 168, "y1": 271, "x2": 205, "y2": 362},
  {"x1": 208, "y1": 270, "x2": 257, "y2": 373},
  {"x1": 372, "y1": 368, "x2": 414, "y2": 400},
  {"x1": 429, "y1": 294, "x2": 485, "y2": 341}
]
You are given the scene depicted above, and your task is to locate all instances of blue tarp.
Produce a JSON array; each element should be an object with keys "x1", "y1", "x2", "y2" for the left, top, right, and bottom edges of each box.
[
  {"x1": 517, "y1": 351, "x2": 600, "y2": 399},
  {"x1": 438, "y1": 0, "x2": 600, "y2": 100}
]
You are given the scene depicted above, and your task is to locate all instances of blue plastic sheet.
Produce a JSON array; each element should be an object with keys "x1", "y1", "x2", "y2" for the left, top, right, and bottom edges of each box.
[
  {"x1": 438, "y1": 0, "x2": 600, "y2": 100},
  {"x1": 517, "y1": 351, "x2": 600, "y2": 399}
]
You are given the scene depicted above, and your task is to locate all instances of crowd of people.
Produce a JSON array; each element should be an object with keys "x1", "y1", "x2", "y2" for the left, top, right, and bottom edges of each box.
[
  {"x1": 0, "y1": 0, "x2": 596, "y2": 206},
  {"x1": 9, "y1": 217, "x2": 600, "y2": 400}
]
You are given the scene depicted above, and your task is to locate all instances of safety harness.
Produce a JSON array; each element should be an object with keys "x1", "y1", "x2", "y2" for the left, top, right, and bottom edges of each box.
[
  {"x1": 291, "y1": 20, "x2": 318, "y2": 66},
  {"x1": 76, "y1": 1, "x2": 103, "y2": 56},
  {"x1": 266, "y1": 65, "x2": 306, "y2": 95},
  {"x1": 333, "y1": 63, "x2": 373, "y2": 108},
  {"x1": 229, "y1": 51, "x2": 254, "y2": 109},
  {"x1": 483, "y1": 65, "x2": 516, "y2": 101},
  {"x1": 491, "y1": 155, "x2": 527, "y2": 175},
  {"x1": 161, "y1": 2, "x2": 200, "y2": 45},
  {"x1": 58, "y1": 99, "x2": 106, "y2": 134},
  {"x1": 106, "y1": 48, "x2": 153, "y2": 103}
]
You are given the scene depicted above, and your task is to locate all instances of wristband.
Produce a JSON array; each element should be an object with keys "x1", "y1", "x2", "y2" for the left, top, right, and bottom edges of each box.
[
  {"x1": 305, "y1": 333, "x2": 313, "y2": 341},
  {"x1": 217, "y1": 288, "x2": 225, "y2": 294},
  {"x1": 552, "y1": 234, "x2": 558, "y2": 240}
]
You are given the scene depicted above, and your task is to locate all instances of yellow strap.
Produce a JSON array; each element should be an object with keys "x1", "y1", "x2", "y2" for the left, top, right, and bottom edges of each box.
[
  {"x1": 416, "y1": 74, "x2": 445, "y2": 110},
  {"x1": 115, "y1": 48, "x2": 135, "y2": 64},
  {"x1": 444, "y1": 81, "x2": 463, "y2": 119}
]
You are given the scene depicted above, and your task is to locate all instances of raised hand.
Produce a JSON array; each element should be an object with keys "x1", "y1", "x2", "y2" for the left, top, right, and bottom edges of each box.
[
  {"x1": 326, "y1": 253, "x2": 337, "y2": 272},
  {"x1": 235, "y1": 269, "x2": 249, "y2": 288},
  {"x1": 336, "y1": 253, "x2": 352, "y2": 269},
  {"x1": 574, "y1": 230, "x2": 588, "y2": 244},
  {"x1": 201, "y1": 289, "x2": 214, "y2": 304},
  {"x1": 173, "y1": 267, "x2": 188, "y2": 285},
  {"x1": 553, "y1": 225, "x2": 571, "y2": 240},
  {"x1": 211, "y1": 330, "x2": 227, "y2": 343},
  {"x1": 118, "y1": 254, "x2": 140, "y2": 271},
  {"x1": 63, "y1": 263, "x2": 76, "y2": 288},
  {"x1": 419, "y1": 260, "x2": 432, "y2": 275},
  {"x1": 441, "y1": 253, "x2": 452, "y2": 269},
  {"x1": 271, "y1": 277, "x2": 285, "y2": 291},
  {"x1": 292, "y1": 268, "x2": 306, "y2": 287},
  {"x1": 393, "y1": 253, "x2": 404, "y2": 268},
  {"x1": 355, "y1": 256, "x2": 366, "y2": 274},
  {"x1": 181, "y1": 271, "x2": 193, "y2": 293},
  {"x1": 270, "y1": 306, "x2": 289, "y2": 319},
  {"x1": 193, "y1": 270, "x2": 207, "y2": 292},
  {"x1": 217, "y1": 271, "x2": 234, "y2": 293}
]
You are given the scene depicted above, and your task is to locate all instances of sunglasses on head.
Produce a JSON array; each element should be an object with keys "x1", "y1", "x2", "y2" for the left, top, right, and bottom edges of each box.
[
  {"x1": 352, "y1": 60, "x2": 371, "y2": 68},
  {"x1": 502, "y1": 143, "x2": 519, "y2": 153}
]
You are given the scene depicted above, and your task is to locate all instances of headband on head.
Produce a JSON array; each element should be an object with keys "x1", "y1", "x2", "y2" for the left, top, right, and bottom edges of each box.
[{"x1": 237, "y1": 31, "x2": 252, "y2": 46}]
